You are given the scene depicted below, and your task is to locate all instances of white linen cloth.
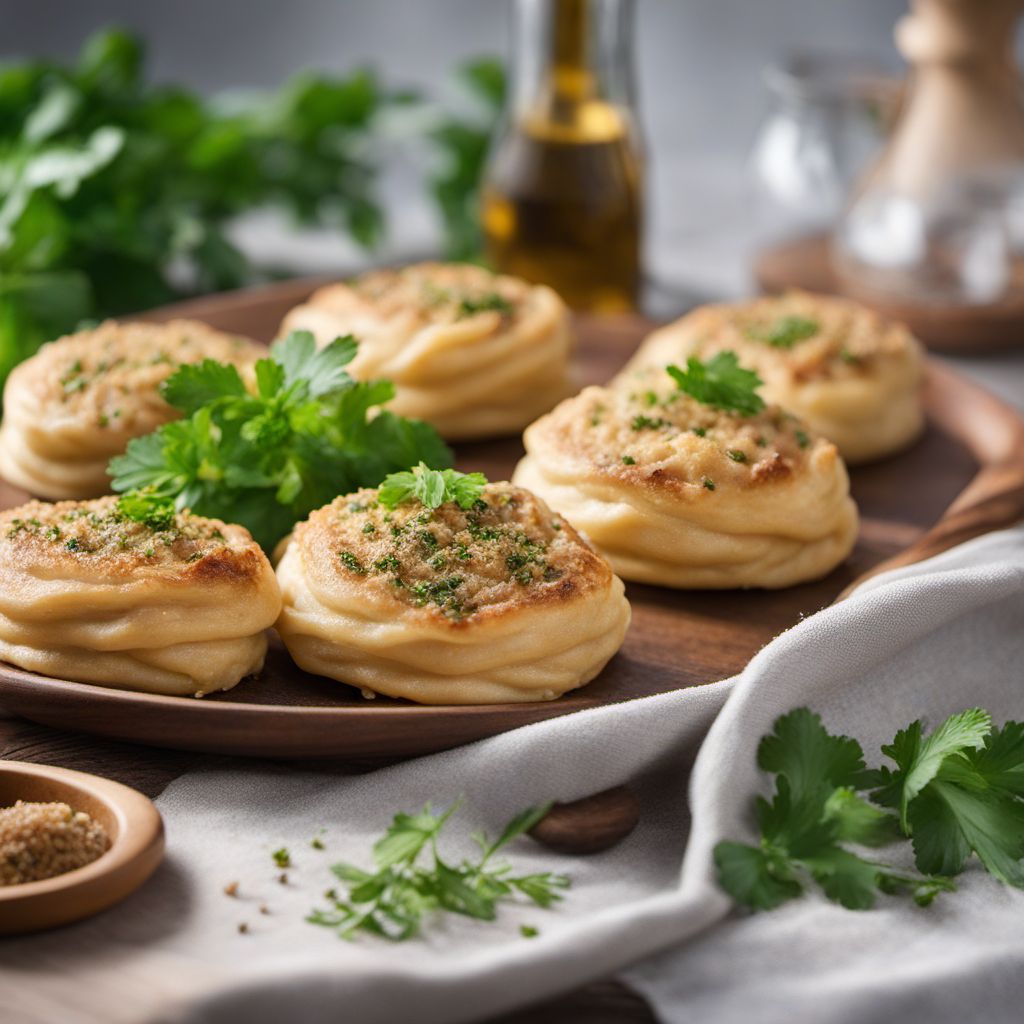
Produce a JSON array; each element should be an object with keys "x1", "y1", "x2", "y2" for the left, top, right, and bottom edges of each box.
[{"x1": 2, "y1": 527, "x2": 1022, "y2": 1024}]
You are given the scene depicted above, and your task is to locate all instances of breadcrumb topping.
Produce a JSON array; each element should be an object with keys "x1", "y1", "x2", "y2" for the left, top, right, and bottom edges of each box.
[
  {"x1": 301, "y1": 484, "x2": 608, "y2": 622},
  {"x1": 533, "y1": 376, "x2": 825, "y2": 494}
]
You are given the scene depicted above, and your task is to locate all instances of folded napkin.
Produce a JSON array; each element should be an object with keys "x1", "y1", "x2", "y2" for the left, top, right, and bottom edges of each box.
[{"x1": 4, "y1": 527, "x2": 1023, "y2": 1024}]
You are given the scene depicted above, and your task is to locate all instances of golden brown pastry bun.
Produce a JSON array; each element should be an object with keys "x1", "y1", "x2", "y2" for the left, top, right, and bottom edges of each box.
[
  {"x1": 275, "y1": 483, "x2": 630, "y2": 704},
  {"x1": 278, "y1": 262, "x2": 573, "y2": 440},
  {"x1": 616, "y1": 292, "x2": 924, "y2": 464},
  {"x1": 0, "y1": 497, "x2": 281, "y2": 696},
  {"x1": 0, "y1": 320, "x2": 263, "y2": 500},
  {"x1": 513, "y1": 372, "x2": 859, "y2": 589}
]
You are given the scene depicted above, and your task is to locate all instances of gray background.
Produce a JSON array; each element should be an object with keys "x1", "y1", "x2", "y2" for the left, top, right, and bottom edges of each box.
[{"x1": 2, "y1": 0, "x2": 908, "y2": 161}]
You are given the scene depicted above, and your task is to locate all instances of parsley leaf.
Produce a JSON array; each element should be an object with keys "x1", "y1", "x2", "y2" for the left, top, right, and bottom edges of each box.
[
  {"x1": 746, "y1": 315, "x2": 820, "y2": 348},
  {"x1": 666, "y1": 352, "x2": 765, "y2": 416},
  {"x1": 871, "y1": 710, "x2": 1024, "y2": 886},
  {"x1": 108, "y1": 332, "x2": 452, "y2": 550},
  {"x1": 715, "y1": 708, "x2": 949, "y2": 913},
  {"x1": 378, "y1": 462, "x2": 488, "y2": 511},
  {"x1": 308, "y1": 800, "x2": 569, "y2": 942}
]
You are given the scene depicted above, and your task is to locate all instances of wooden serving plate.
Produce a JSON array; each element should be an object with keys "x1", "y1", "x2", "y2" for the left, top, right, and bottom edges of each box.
[
  {"x1": 0, "y1": 760, "x2": 164, "y2": 935},
  {"x1": 0, "y1": 279, "x2": 1021, "y2": 760}
]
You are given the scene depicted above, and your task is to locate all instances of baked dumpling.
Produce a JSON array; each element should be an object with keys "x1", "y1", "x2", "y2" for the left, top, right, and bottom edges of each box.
[
  {"x1": 616, "y1": 292, "x2": 924, "y2": 464},
  {"x1": 0, "y1": 320, "x2": 263, "y2": 500},
  {"x1": 278, "y1": 262, "x2": 573, "y2": 440},
  {"x1": 513, "y1": 367, "x2": 859, "y2": 589},
  {"x1": 275, "y1": 482, "x2": 630, "y2": 704},
  {"x1": 0, "y1": 497, "x2": 281, "y2": 696}
]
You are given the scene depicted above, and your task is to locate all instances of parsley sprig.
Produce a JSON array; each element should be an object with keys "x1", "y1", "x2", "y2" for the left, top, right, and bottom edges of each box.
[
  {"x1": 108, "y1": 331, "x2": 452, "y2": 550},
  {"x1": 666, "y1": 352, "x2": 765, "y2": 417},
  {"x1": 716, "y1": 707, "x2": 1024, "y2": 913},
  {"x1": 307, "y1": 801, "x2": 569, "y2": 941},
  {"x1": 378, "y1": 463, "x2": 487, "y2": 511}
]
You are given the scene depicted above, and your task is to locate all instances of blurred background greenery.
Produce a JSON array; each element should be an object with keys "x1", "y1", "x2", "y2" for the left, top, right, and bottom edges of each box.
[{"x1": 0, "y1": 28, "x2": 504, "y2": 392}]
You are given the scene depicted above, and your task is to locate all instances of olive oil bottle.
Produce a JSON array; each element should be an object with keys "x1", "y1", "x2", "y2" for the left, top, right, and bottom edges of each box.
[{"x1": 482, "y1": 0, "x2": 643, "y2": 313}]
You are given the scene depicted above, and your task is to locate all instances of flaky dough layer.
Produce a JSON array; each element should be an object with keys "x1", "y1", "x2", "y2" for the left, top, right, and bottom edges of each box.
[
  {"x1": 0, "y1": 320, "x2": 263, "y2": 499},
  {"x1": 0, "y1": 498, "x2": 281, "y2": 696},
  {"x1": 513, "y1": 378, "x2": 859, "y2": 589},
  {"x1": 617, "y1": 292, "x2": 924, "y2": 464},
  {"x1": 275, "y1": 484, "x2": 630, "y2": 704},
  {"x1": 279, "y1": 262, "x2": 573, "y2": 440}
]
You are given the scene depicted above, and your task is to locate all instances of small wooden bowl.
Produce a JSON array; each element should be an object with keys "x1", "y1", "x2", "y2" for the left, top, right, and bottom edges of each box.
[{"x1": 0, "y1": 761, "x2": 164, "y2": 935}]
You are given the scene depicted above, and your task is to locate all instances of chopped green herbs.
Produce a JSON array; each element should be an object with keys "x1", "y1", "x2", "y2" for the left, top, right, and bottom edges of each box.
[
  {"x1": 746, "y1": 315, "x2": 820, "y2": 349},
  {"x1": 109, "y1": 332, "x2": 452, "y2": 551},
  {"x1": 307, "y1": 800, "x2": 569, "y2": 941},
  {"x1": 115, "y1": 489, "x2": 177, "y2": 532},
  {"x1": 621, "y1": 455, "x2": 636, "y2": 465},
  {"x1": 795, "y1": 429, "x2": 810, "y2": 450},
  {"x1": 339, "y1": 551, "x2": 366, "y2": 574},
  {"x1": 727, "y1": 449, "x2": 747, "y2": 463},
  {"x1": 631, "y1": 414, "x2": 669, "y2": 431},
  {"x1": 457, "y1": 292, "x2": 514, "y2": 318},
  {"x1": 272, "y1": 848, "x2": 292, "y2": 869},
  {"x1": 379, "y1": 463, "x2": 487, "y2": 512},
  {"x1": 666, "y1": 352, "x2": 764, "y2": 417},
  {"x1": 703, "y1": 478, "x2": 716, "y2": 491}
]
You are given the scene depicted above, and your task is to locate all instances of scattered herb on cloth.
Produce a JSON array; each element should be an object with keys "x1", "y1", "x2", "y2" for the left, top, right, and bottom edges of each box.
[
  {"x1": 666, "y1": 352, "x2": 765, "y2": 416},
  {"x1": 378, "y1": 463, "x2": 487, "y2": 511},
  {"x1": 109, "y1": 331, "x2": 451, "y2": 550},
  {"x1": 308, "y1": 801, "x2": 569, "y2": 941},
  {"x1": 715, "y1": 706, "x2": 1024, "y2": 912}
]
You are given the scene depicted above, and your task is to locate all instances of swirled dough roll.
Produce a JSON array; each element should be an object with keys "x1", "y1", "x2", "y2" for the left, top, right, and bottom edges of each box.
[
  {"x1": 275, "y1": 484, "x2": 630, "y2": 704},
  {"x1": 513, "y1": 373, "x2": 859, "y2": 589},
  {"x1": 0, "y1": 497, "x2": 281, "y2": 696},
  {"x1": 0, "y1": 320, "x2": 264, "y2": 499},
  {"x1": 616, "y1": 292, "x2": 924, "y2": 464},
  {"x1": 278, "y1": 262, "x2": 573, "y2": 440}
]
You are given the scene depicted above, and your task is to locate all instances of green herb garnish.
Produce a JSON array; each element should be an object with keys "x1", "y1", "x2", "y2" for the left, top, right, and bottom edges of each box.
[
  {"x1": 457, "y1": 292, "x2": 514, "y2": 318},
  {"x1": 109, "y1": 332, "x2": 451, "y2": 551},
  {"x1": 115, "y1": 489, "x2": 177, "y2": 532},
  {"x1": 727, "y1": 449, "x2": 747, "y2": 463},
  {"x1": 621, "y1": 455, "x2": 636, "y2": 465},
  {"x1": 307, "y1": 800, "x2": 569, "y2": 941},
  {"x1": 378, "y1": 463, "x2": 487, "y2": 512},
  {"x1": 715, "y1": 706, "x2": 1024, "y2": 913},
  {"x1": 746, "y1": 315, "x2": 820, "y2": 349},
  {"x1": 666, "y1": 352, "x2": 765, "y2": 417},
  {"x1": 272, "y1": 848, "x2": 292, "y2": 869}
]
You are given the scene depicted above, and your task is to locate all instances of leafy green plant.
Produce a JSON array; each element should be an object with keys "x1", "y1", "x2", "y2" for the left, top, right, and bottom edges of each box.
[
  {"x1": 378, "y1": 463, "x2": 487, "y2": 511},
  {"x1": 109, "y1": 331, "x2": 451, "y2": 550},
  {"x1": 716, "y1": 706, "x2": 1024, "y2": 912},
  {"x1": 429, "y1": 57, "x2": 506, "y2": 261},
  {"x1": 0, "y1": 28, "x2": 397, "y2": 395},
  {"x1": 307, "y1": 800, "x2": 568, "y2": 941}
]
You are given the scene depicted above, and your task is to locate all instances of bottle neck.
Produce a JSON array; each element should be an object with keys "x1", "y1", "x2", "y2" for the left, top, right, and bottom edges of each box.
[{"x1": 509, "y1": 0, "x2": 637, "y2": 139}]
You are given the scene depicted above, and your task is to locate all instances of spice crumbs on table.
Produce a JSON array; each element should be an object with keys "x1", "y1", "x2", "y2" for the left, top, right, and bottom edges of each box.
[
  {"x1": 223, "y1": 881, "x2": 239, "y2": 897},
  {"x1": 277, "y1": 872, "x2": 288, "y2": 885},
  {"x1": 259, "y1": 904, "x2": 270, "y2": 915},
  {"x1": 237, "y1": 922, "x2": 249, "y2": 934}
]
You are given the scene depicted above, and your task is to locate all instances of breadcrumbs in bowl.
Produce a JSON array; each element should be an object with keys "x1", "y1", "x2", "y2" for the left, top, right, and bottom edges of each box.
[{"x1": 0, "y1": 800, "x2": 110, "y2": 886}]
